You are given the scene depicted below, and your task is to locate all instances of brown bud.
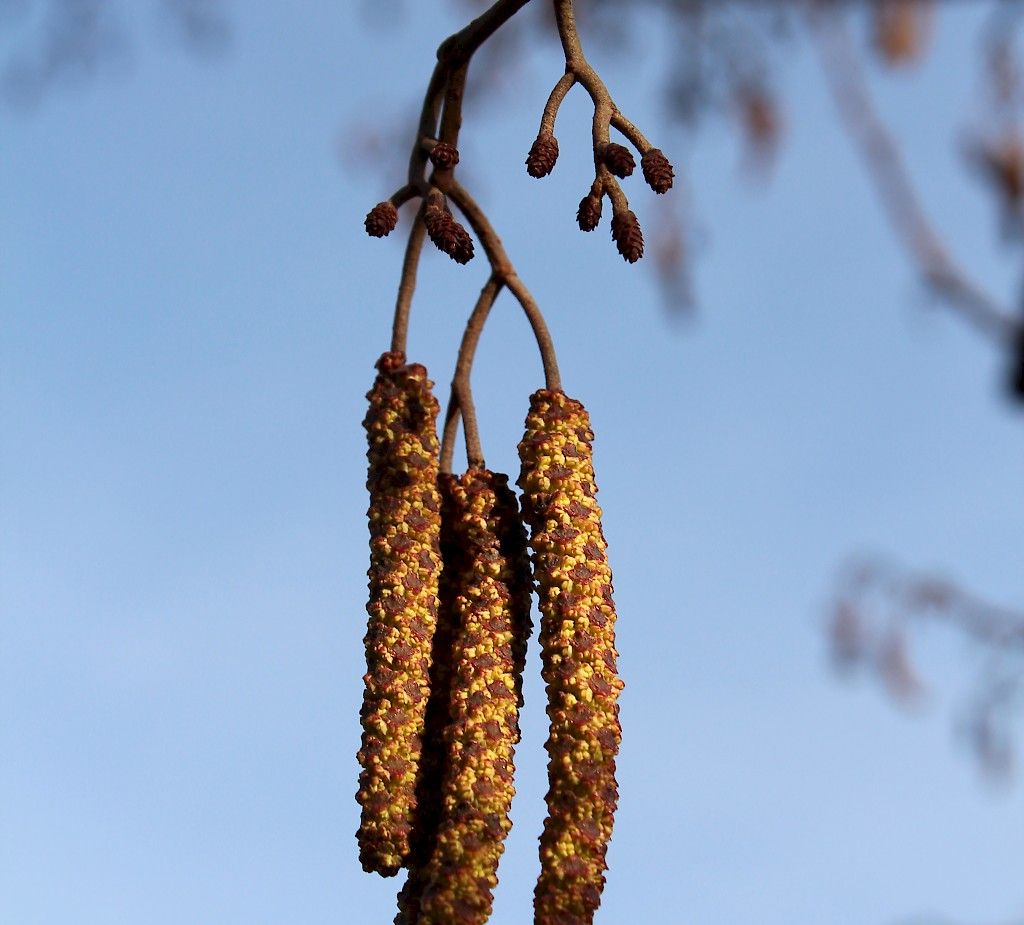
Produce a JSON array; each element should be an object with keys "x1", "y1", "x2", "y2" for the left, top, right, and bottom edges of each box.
[
  {"x1": 429, "y1": 142, "x2": 460, "y2": 169},
  {"x1": 424, "y1": 201, "x2": 475, "y2": 265},
  {"x1": 449, "y1": 228, "x2": 474, "y2": 265},
  {"x1": 611, "y1": 209, "x2": 643, "y2": 263},
  {"x1": 365, "y1": 201, "x2": 399, "y2": 238},
  {"x1": 602, "y1": 142, "x2": 635, "y2": 179},
  {"x1": 640, "y1": 148, "x2": 674, "y2": 194},
  {"x1": 577, "y1": 194, "x2": 602, "y2": 232},
  {"x1": 527, "y1": 133, "x2": 560, "y2": 178}
]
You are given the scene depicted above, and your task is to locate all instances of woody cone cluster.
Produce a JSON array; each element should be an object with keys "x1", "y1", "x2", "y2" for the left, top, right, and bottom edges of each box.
[
  {"x1": 518, "y1": 390, "x2": 624, "y2": 925},
  {"x1": 357, "y1": 351, "x2": 443, "y2": 877}
]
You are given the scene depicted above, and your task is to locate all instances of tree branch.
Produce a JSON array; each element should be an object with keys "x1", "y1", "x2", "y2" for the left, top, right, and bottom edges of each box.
[
  {"x1": 390, "y1": 203, "x2": 428, "y2": 355},
  {"x1": 807, "y1": 5, "x2": 1019, "y2": 344},
  {"x1": 442, "y1": 177, "x2": 562, "y2": 390},
  {"x1": 440, "y1": 274, "x2": 503, "y2": 473}
]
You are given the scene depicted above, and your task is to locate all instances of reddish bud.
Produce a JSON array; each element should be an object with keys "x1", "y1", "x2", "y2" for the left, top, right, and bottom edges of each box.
[
  {"x1": 429, "y1": 142, "x2": 460, "y2": 169},
  {"x1": 640, "y1": 148, "x2": 675, "y2": 194},
  {"x1": 526, "y1": 133, "x2": 560, "y2": 178},
  {"x1": 424, "y1": 202, "x2": 475, "y2": 265},
  {"x1": 365, "y1": 201, "x2": 399, "y2": 238},
  {"x1": 576, "y1": 194, "x2": 602, "y2": 232},
  {"x1": 611, "y1": 209, "x2": 643, "y2": 263},
  {"x1": 602, "y1": 142, "x2": 635, "y2": 179}
]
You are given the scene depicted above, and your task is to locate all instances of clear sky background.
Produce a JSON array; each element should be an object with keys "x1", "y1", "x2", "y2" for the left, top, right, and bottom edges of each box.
[{"x1": 3, "y1": 2, "x2": 1024, "y2": 923}]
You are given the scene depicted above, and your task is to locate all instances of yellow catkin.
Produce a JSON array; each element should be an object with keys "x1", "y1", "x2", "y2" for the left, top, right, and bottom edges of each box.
[
  {"x1": 357, "y1": 351, "x2": 443, "y2": 877},
  {"x1": 394, "y1": 478, "x2": 463, "y2": 925},
  {"x1": 412, "y1": 469, "x2": 532, "y2": 925},
  {"x1": 518, "y1": 389, "x2": 624, "y2": 925}
]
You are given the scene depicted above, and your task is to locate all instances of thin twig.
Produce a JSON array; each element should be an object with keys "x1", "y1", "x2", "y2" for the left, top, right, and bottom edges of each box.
[
  {"x1": 554, "y1": 0, "x2": 613, "y2": 163},
  {"x1": 390, "y1": 203, "x2": 428, "y2": 355},
  {"x1": 406, "y1": 0, "x2": 533, "y2": 193},
  {"x1": 440, "y1": 275, "x2": 504, "y2": 473},
  {"x1": 807, "y1": 5, "x2": 1018, "y2": 343},
  {"x1": 539, "y1": 70, "x2": 577, "y2": 136},
  {"x1": 611, "y1": 110, "x2": 653, "y2": 155},
  {"x1": 386, "y1": 0, "x2": 562, "y2": 394},
  {"x1": 442, "y1": 177, "x2": 562, "y2": 389}
]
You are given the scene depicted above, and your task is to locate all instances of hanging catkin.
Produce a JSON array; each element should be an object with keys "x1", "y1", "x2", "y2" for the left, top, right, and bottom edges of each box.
[
  {"x1": 394, "y1": 478, "x2": 463, "y2": 925},
  {"x1": 357, "y1": 351, "x2": 443, "y2": 877},
  {"x1": 517, "y1": 389, "x2": 624, "y2": 925},
  {"x1": 414, "y1": 469, "x2": 533, "y2": 925}
]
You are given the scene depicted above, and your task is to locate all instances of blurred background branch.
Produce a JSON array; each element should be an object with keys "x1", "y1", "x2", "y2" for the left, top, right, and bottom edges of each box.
[
  {"x1": 830, "y1": 554, "x2": 1024, "y2": 779},
  {"x1": 0, "y1": 0, "x2": 228, "y2": 109}
]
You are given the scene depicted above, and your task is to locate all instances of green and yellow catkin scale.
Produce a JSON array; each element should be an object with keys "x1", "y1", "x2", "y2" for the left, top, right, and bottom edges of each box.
[
  {"x1": 517, "y1": 390, "x2": 624, "y2": 925},
  {"x1": 357, "y1": 351, "x2": 443, "y2": 877},
  {"x1": 411, "y1": 469, "x2": 533, "y2": 925}
]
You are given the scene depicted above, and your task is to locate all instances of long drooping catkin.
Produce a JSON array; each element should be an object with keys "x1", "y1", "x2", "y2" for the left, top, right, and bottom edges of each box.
[
  {"x1": 414, "y1": 469, "x2": 533, "y2": 925},
  {"x1": 394, "y1": 479, "x2": 463, "y2": 925},
  {"x1": 357, "y1": 351, "x2": 443, "y2": 877},
  {"x1": 517, "y1": 390, "x2": 624, "y2": 925}
]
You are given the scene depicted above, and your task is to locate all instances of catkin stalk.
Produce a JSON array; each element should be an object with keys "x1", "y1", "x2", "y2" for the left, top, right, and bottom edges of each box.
[
  {"x1": 518, "y1": 389, "x2": 624, "y2": 925},
  {"x1": 357, "y1": 351, "x2": 443, "y2": 877}
]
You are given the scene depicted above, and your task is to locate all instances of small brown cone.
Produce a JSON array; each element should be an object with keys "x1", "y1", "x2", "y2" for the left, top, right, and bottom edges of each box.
[
  {"x1": 602, "y1": 142, "x2": 635, "y2": 179},
  {"x1": 611, "y1": 209, "x2": 644, "y2": 263},
  {"x1": 424, "y1": 201, "x2": 475, "y2": 265},
  {"x1": 527, "y1": 133, "x2": 560, "y2": 178},
  {"x1": 640, "y1": 148, "x2": 674, "y2": 194},
  {"x1": 518, "y1": 390, "x2": 624, "y2": 925},
  {"x1": 429, "y1": 142, "x2": 460, "y2": 169},
  {"x1": 357, "y1": 352, "x2": 443, "y2": 877},
  {"x1": 366, "y1": 201, "x2": 399, "y2": 237},
  {"x1": 577, "y1": 194, "x2": 603, "y2": 232}
]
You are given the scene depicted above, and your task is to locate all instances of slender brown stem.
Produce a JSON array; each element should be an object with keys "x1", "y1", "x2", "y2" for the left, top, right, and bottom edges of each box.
[
  {"x1": 390, "y1": 0, "x2": 538, "y2": 362},
  {"x1": 406, "y1": 0, "x2": 533, "y2": 192},
  {"x1": 440, "y1": 393, "x2": 462, "y2": 476},
  {"x1": 611, "y1": 110, "x2": 653, "y2": 154},
  {"x1": 603, "y1": 169, "x2": 629, "y2": 213},
  {"x1": 554, "y1": 0, "x2": 613, "y2": 157},
  {"x1": 407, "y1": 62, "x2": 448, "y2": 189},
  {"x1": 441, "y1": 177, "x2": 562, "y2": 390},
  {"x1": 539, "y1": 71, "x2": 577, "y2": 136},
  {"x1": 440, "y1": 275, "x2": 503, "y2": 473},
  {"x1": 438, "y1": 61, "x2": 469, "y2": 150},
  {"x1": 388, "y1": 184, "x2": 419, "y2": 209},
  {"x1": 808, "y1": 5, "x2": 1018, "y2": 343},
  {"x1": 390, "y1": 203, "x2": 428, "y2": 355}
]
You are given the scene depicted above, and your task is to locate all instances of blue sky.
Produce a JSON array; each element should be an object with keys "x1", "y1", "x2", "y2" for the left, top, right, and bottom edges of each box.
[{"x1": 3, "y1": 2, "x2": 1024, "y2": 923}]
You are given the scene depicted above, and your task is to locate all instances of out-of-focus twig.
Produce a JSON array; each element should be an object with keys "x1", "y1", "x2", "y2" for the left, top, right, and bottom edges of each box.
[
  {"x1": 807, "y1": 5, "x2": 1020, "y2": 344},
  {"x1": 830, "y1": 554, "x2": 1024, "y2": 778}
]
